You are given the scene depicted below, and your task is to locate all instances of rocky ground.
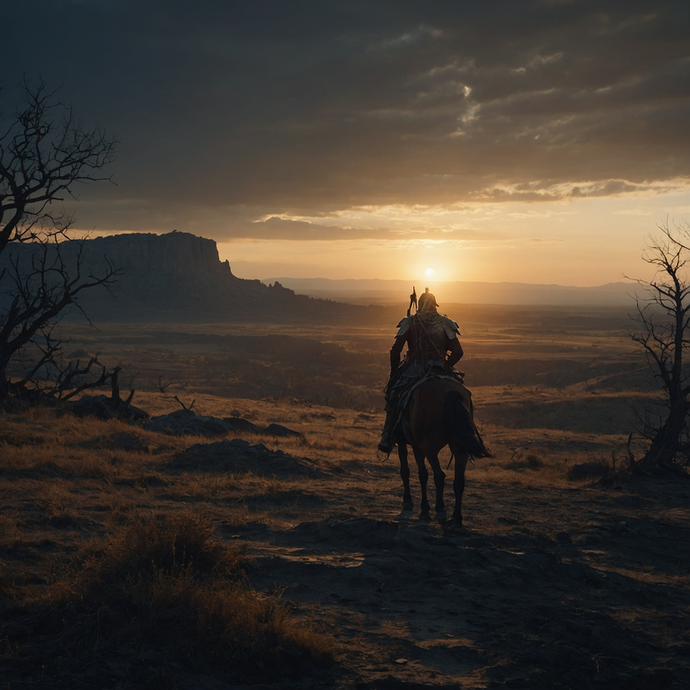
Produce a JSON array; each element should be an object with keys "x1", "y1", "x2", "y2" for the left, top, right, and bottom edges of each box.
[{"x1": 1, "y1": 391, "x2": 689, "y2": 689}]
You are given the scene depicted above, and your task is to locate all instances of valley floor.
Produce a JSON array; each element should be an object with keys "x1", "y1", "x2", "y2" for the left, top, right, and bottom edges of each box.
[{"x1": 1, "y1": 392, "x2": 689, "y2": 689}]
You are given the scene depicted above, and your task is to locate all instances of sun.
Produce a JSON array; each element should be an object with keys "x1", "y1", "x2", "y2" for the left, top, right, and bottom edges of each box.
[{"x1": 425, "y1": 267, "x2": 435, "y2": 277}]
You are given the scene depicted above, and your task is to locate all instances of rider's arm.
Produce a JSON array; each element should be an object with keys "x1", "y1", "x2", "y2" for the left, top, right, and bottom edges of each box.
[
  {"x1": 389, "y1": 335, "x2": 407, "y2": 375},
  {"x1": 447, "y1": 338, "x2": 464, "y2": 367}
]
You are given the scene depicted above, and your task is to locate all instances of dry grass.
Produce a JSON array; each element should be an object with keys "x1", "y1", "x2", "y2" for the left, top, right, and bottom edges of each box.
[
  {"x1": 3, "y1": 510, "x2": 333, "y2": 685},
  {"x1": 0, "y1": 403, "x2": 340, "y2": 686},
  {"x1": 1, "y1": 318, "x2": 688, "y2": 689},
  {"x1": 505, "y1": 452, "x2": 545, "y2": 471}
]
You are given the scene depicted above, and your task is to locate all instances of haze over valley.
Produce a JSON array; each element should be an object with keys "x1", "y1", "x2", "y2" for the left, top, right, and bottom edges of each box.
[{"x1": 261, "y1": 275, "x2": 638, "y2": 306}]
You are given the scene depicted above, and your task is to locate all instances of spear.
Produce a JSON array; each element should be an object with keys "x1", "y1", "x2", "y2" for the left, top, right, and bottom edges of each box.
[{"x1": 407, "y1": 286, "x2": 417, "y2": 316}]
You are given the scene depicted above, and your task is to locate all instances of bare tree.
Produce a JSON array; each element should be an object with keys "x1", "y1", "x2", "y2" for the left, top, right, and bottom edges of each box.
[
  {"x1": 0, "y1": 78, "x2": 119, "y2": 403},
  {"x1": 630, "y1": 220, "x2": 690, "y2": 473}
]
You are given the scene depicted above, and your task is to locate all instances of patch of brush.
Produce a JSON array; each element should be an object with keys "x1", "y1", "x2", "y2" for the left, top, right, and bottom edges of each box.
[
  {"x1": 0, "y1": 511, "x2": 334, "y2": 688},
  {"x1": 505, "y1": 453, "x2": 544, "y2": 471}
]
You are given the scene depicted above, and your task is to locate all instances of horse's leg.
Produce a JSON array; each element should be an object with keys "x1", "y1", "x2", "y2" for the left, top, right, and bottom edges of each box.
[
  {"x1": 452, "y1": 452, "x2": 469, "y2": 525},
  {"x1": 424, "y1": 447, "x2": 446, "y2": 517},
  {"x1": 398, "y1": 441, "x2": 413, "y2": 510},
  {"x1": 412, "y1": 446, "x2": 430, "y2": 516}
]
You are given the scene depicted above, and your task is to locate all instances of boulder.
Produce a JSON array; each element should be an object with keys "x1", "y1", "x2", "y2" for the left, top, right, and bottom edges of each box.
[
  {"x1": 143, "y1": 409, "x2": 229, "y2": 436},
  {"x1": 222, "y1": 417, "x2": 304, "y2": 438},
  {"x1": 67, "y1": 395, "x2": 149, "y2": 422},
  {"x1": 223, "y1": 417, "x2": 263, "y2": 434},
  {"x1": 264, "y1": 423, "x2": 303, "y2": 438},
  {"x1": 167, "y1": 438, "x2": 322, "y2": 477}
]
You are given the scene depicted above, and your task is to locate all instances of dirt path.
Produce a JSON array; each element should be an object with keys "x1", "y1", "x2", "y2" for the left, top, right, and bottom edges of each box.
[{"x1": 235, "y1": 466, "x2": 690, "y2": 689}]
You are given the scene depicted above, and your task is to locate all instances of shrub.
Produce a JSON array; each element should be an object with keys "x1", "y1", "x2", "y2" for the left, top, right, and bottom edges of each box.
[
  {"x1": 567, "y1": 460, "x2": 610, "y2": 481},
  {"x1": 4, "y1": 512, "x2": 333, "y2": 686},
  {"x1": 506, "y1": 453, "x2": 544, "y2": 470}
]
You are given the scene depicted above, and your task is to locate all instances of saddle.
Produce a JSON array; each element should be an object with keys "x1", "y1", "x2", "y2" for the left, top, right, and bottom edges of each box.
[{"x1": 387, "y1": 361, "x2": 464, "y2": 431}]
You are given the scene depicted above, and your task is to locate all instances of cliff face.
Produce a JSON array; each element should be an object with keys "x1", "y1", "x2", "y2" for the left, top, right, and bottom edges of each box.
[
  {"x1": 78, "y1": 232, "x2": 241, "y2": 313},
  {"x1": 1, "y1": 231, "x2": 359, "y2": 323},
  {"x1": 84, "y1": 232, "x2": 234, "y2": 280}
]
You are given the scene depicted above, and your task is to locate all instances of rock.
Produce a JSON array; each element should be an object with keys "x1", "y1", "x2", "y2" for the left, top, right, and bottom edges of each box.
[
  {"x1": 143, "y1": 409, "x2": 229, "y2": 436},
  {"x1": 222, "y1": 417, "x2": 263, "y2": 434},
  {"x1": 3, "y1": 231, "x2": 362, "y2": 322},
  {"x1": 67, "y1": 394, "x2": 149, "y2": 422},
  {"x1": 145, "y1": 412, "x2": 304, "y2": 439},
  {"x1": 264, "y1": 423, "x2": 303, "y2": 438},
  {"x1": 167, "y1": 438, "x2": 322, "y2": 477},
  {"x1": 68, "y1": 395, "x2": 113, "y2": 419}
]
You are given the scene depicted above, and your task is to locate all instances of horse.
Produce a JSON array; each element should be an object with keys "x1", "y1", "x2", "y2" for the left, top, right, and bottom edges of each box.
[{"x1": 396, "y1": 377, "x2": 486, "y2": 524}]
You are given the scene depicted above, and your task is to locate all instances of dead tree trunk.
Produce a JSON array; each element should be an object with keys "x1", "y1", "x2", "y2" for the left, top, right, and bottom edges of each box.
[
  {"x1": 111, "y1": 366, "x2": 122, "y2": 403},
  {"x1": 630, "y1": 221, "x2": 690, "y2": 474},
  {"x1": 0, "y1": 78, "x2": 117, "y2": 405},
  {"x1": 642, "y1": 394, "x2": 689, "y2": 470}
]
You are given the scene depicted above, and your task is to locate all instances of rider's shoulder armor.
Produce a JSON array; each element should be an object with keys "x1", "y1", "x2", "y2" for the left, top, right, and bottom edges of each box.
[
  {"x1": 396, "y1": 317, "x2": 412, "y2": 337},
  {"x1": 439, "y1": 314, "x2": 461, "y2": 339}
]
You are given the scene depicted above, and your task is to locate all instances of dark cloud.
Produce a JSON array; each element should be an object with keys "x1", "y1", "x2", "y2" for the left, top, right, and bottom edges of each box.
[
  {"x1": 3, "y1": 0, "x2": 689, "y2": 238},
  {"x1": 74, "y1": 203, "x2": 491, "y2": 241},
  {"x1": 236, "y1": 216, "x2": 491, "y2": 241}
]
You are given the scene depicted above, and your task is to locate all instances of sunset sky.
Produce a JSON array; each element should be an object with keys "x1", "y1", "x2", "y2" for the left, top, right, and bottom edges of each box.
[{"x1": 5, "y1": 1, "x2": 690, "y2": 285}]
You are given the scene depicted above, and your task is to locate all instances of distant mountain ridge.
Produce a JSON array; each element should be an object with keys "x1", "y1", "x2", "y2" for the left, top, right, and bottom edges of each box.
[{"x1": 261, "y1": 277, "x2": 638, "y2": 306}]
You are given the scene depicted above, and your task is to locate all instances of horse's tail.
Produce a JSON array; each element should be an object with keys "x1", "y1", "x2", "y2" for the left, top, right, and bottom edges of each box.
[{"x1": 444, "y1": 390, "x2": 491, "y2": 458}]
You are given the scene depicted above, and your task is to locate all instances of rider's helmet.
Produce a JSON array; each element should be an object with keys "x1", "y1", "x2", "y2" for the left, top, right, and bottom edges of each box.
[{"x1": 418, "y1": 288, "x2": 439, "y2": 313}]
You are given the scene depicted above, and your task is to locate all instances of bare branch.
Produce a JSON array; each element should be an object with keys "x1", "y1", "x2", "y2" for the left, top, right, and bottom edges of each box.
[
  {"x1": 630, "y1": 219, "x2": 690, "y2": 470},
  {"x1": 0, "y1": 78, "x2": 118, "y2": 403}
]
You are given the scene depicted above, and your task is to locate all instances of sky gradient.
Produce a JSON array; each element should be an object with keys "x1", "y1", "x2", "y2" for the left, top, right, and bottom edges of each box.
[{"x1": 5, "y1": 0, "x2": 690, "y2": 285}]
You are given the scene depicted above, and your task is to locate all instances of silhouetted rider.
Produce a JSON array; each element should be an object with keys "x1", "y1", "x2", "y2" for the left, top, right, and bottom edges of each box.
[{"x1": 378, "y1": 291, "x2": 465, "y2": 454}]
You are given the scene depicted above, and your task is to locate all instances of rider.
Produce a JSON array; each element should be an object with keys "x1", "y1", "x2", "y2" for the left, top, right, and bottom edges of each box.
[{"x1": 377, "y1": 289, "x2": 476, "y2": 454}]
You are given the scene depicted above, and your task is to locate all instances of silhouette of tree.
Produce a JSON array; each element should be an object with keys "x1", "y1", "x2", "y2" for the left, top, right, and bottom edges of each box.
[
  {"x1": 630, "y1": 220, "x2": 690, "y2": 473},
  {"x1": 0, "y1": 78, "x2": 119, "y2": 404}
]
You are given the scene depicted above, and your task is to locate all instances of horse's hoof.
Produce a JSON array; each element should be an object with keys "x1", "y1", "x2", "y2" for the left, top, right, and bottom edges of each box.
[
  {"x1": 402, "y1": 501, "x2": 413, "y2": 511},
  {"x1": 436, "y1": 511, "x2": 447, "y2": 523},
  {"x1": 419, "y1": 510, "x2": 431, "y2": 521}
]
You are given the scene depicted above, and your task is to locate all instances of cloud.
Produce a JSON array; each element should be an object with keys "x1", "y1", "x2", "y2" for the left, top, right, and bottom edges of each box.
[
  {"x1": 3, "y1": 0, "x2": 690, "y2": 227},
  {"x1": 225, "y1": 214, "x2": 495, "y2": 241}
]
